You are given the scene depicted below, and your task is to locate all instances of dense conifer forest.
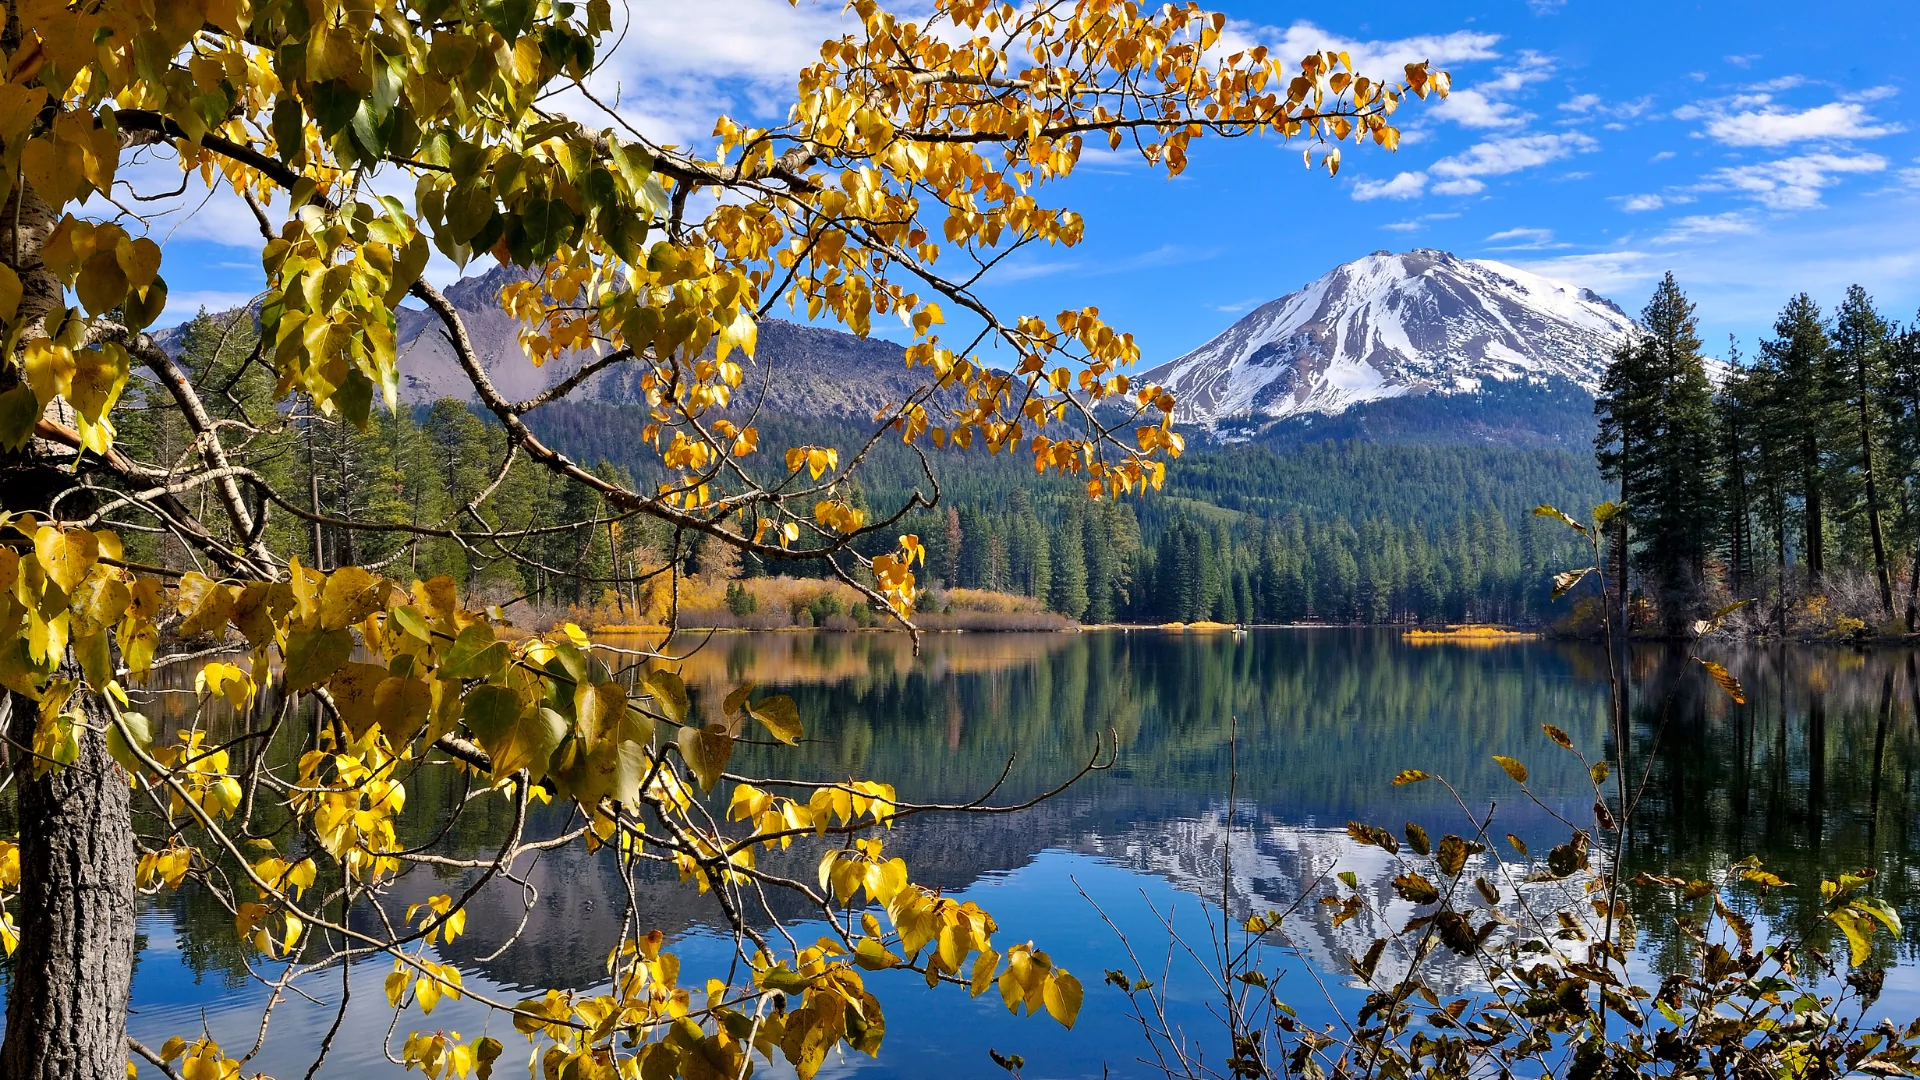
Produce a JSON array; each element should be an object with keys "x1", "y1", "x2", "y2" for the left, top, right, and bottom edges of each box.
[{"x1": 1596, "y1": 273, "x2": 1920, "y2": 637}]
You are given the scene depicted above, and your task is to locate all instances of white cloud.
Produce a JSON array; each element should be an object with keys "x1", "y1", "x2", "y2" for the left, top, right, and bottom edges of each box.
[
  {"x1": 1484, "y1": 227, "x2": 1566, "y2": 250},
  {"x1": 1846, "y1": 85, "x2": 1899, "y2": 103},
  {"x1": 1620, "y1": 194, "x2": 1665, "y2": 212},
  {"x1": 1433, "y1": 51, "x2": 1555, "y2": 129},
  {"x1": 1228, "y1": 21, "x2": 1503, "y2": 77},
  {"x1": 1702, "y1": 100, "x2": 1903, "y2": 147},
  {"x1": 1506, "y1": 251, "x2": 1661, "y2": 296},
  {"x1": 1560, "y1": 93, "x2": 1601, "y2": 113},
  {"x1": 1209, "y1": 296, "x2": 1270, "y2": 314},
  {"x1": 1434, "y1": 89, "x2": 1529, "y2": 128},
  {"x1": 1725, "y1": 54, "x2": 1762, "y2": 68},
  {"x1": 1432, "y1": 178, "x2": 1486, "y2": 196},
  {"x1": 1654, "y1": 212, "x2": 1757, "y2": 244},
  {"x1": 1649, "y1": 151, "x2": 1676, "y2": 162},
  {"x1": 1704, "y1": 151, "x2": 1889, "y2": 209},
  {"x1": 1351, "y1": 171, "x2": 1429, "y2": 200},
  {"x1": 1429, "y1": 132, "x2": 1598, "y2": 185}
]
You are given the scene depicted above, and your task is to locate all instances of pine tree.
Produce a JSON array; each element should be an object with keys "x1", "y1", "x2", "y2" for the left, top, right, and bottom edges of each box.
[
  {"x1": 1763, "y1": 293, "x2": 1841, "y2": 588},
  {"x1": 1597, "y1": 273, "x2": 1718, "y2": 633},
  {"x1": 1834, "y1": 285, "x2": 1895, "y2": 615},
  {"x1": 1049, "y1": 501, "x2": 1090, "y2": 619}
]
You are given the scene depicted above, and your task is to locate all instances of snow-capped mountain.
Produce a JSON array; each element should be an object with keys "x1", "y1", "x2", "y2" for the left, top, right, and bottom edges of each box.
[{"x1": 1141, "y1": 248, "x2": 1636, "y2": 431}]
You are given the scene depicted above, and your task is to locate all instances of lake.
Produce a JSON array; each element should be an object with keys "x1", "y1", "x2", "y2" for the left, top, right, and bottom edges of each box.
[{"x1": 91, "y1": 629, "x2": 1920, "y2": 1077}]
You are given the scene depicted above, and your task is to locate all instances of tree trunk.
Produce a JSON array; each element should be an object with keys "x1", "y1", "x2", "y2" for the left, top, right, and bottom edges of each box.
[
  {"x1": 1859, "y1": 369, "x2": 1894, "y2": 615},
  {"x1": 1803, "y1": 434, "x2": 1824, "y2": 587},
  {"x1": 0, "y1": 693, "x2": 137, "y2": 1080},
  {"x1": 0, "y1": 91, "x2": 138, "y2": 1080}
]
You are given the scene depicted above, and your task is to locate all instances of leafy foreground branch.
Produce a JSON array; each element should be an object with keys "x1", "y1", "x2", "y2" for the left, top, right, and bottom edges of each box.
[
  {"x1": 2, "y1": 547, "x2": 1103, "y2": 1079},
  {"x1": 0, "y1": 0, "x2": 1457, "y2": 1072},
  {"x1": 1089, "y1": 504, "x2": 1920, "y2": 1080}
]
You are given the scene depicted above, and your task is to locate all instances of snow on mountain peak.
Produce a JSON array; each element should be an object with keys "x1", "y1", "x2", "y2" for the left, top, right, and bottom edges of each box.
[{"x1": 1140, "y1": 248, "x2": 1636, "y2": 431}]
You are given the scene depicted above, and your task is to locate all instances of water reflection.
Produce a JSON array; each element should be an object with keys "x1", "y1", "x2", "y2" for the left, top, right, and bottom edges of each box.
[{"x1": 111, "y1": 629, "x2": 1920, "y2": 1075}]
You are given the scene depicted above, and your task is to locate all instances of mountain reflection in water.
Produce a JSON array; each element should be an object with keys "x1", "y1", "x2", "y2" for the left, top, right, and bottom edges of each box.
[{"x1": 92, "y1": 630, "x2": 1920, "y2": 1076}]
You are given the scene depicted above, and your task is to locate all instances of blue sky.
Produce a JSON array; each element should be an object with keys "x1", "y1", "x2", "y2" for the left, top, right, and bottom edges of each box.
[{"x1": 145, "y1": 0, "x2": 1920, "y2": 365}]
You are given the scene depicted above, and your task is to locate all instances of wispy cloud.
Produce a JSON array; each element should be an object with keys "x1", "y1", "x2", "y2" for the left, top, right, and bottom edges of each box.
[
  {"x1": 1431, "y1": 131, "x2": 1598, "y2": 185},
  {"x1": 1432, "y1": 51, "x2": 1555, "y2": 129},
  {"x1": 1219, "y1": 20, "x2": 1502, "y2": 77},
  {"x1": 1619, "y1": 194, "x2": 1666, "y2": 212},
  {"x1": 1702, "y1": 100, "x2": 1903, "y2": 147},
  {"x1": 994, "y1": 243, "x2": 1219, "y2": 282},
  {"x1": 1208, "y1": 296, "x2": 1271, "y2": 314},
  {"x1": 1703, "y1": 152, "x2": 1889, "y2": 209},
  {"x1": 1654, "y1": 212, "x2": 1757, "y2": 244},
  {"x1": 1505, "y1": 251, "x2": 1661, "y2": 296},
  {"x1": 1484, "y1": 227, "x2": 1567, "y2": 251},
  {"x1": 1351, "y1": 170, "x2": 1430, "y2": 201}
]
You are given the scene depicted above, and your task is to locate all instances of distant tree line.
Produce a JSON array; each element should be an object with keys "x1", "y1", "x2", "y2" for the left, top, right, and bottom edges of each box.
[
  {"x1": 902, "y1": 494, "x2": 1591, "y2": 625},
  {"x1": 1594, "y1": 272, "x2": 1920, "y2": 635}
]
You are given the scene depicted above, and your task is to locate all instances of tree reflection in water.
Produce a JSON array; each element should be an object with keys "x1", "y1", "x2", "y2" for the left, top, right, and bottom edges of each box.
[{"x1": 112, "y1": 629, "x2": 1920, "y2": 1072}]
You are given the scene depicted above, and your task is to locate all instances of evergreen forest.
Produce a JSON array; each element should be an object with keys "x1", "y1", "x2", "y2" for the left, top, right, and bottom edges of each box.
[{"x1": 1596, "y1": 272, "x2": 1920, "y2": 637}]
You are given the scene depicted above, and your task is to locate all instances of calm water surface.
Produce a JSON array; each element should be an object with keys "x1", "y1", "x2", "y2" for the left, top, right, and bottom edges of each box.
[{"x1": 91, "y1": 630, "x2": 1920, "y2": 1076}]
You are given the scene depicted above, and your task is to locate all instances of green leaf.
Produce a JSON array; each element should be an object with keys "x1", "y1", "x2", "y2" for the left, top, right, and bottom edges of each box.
[
  {"x1": 282, "y1": 627, "x2": 353, "y2": 693},
  {"x1": 107, "y1": 710, "x2": 153, "y2": 773},
  {"x1": 348, "y1": 101, "x2": 387, "y2": 161},
  {"x1": 0, "y1": 384, "x2": 40, "y2": 451},
  {"x1": 441, "y1": 622, "x2": 506, "y2": 680},
  {"x1": 388, "y1": 604, "x2": 430, "y2": 641},
  {"x1": 479, "y1": 0, "x2": 534, "y2": 40},
  {"x1": 1853, "y1": 896, "x2": 1903, "y2": 937},
  {"x1": 462, "y1": 684, "x2": 522, "y2": 751}
]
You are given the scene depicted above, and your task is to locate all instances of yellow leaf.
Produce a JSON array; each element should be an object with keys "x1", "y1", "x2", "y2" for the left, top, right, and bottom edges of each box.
[
  {"x1": 0, "y1": 264, "x2": 20, "y2": 324},
  {"x1": 1696, "y1": 659, "x2": 1746, "y2": 705},
  {"x1": 1041, "y1": 972, "x2": 1083, "y2": 1028},
  {"x1": 319, "y1": 566, "x2": 387, "y2": 630},
  {"x1": 677, "y1": 724, "x2": 732, "y2": 791},
  {"x1": 175, "y1": 572, "x2": 235, "y2": 639},
  {"x1": 34, "y1": 526, "x2": 98, "y2": 594},
  {"x1": 746, "y1": 694, "x2": 803, "y2": 744},
  {"x1": 1492, "y1": 756, "x2": 1528, "y2": 784},
  {"x1": 23, "y1": 338, "x2": 74, "y2": 409}
]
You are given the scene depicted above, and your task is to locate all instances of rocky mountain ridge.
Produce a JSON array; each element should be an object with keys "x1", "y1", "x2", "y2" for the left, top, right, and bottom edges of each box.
[{"x1": 1139, "y1": 249, "x2": 1636, "y2": 433}]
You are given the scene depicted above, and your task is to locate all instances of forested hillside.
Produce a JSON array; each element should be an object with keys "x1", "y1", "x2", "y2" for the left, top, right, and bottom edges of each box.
[{"x1": 142, "y1": 308, "x2": 1611, "y2": 626}]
